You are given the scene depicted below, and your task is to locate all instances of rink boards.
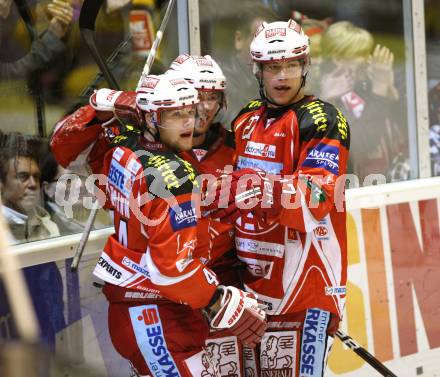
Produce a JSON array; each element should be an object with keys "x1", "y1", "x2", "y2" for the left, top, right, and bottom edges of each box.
[
  {"x1": 7, "y1": 177, "x2": 440, "y2": 376},
  {"x1": 328, "y1": 177, "x2": 440, "y2": 376}
]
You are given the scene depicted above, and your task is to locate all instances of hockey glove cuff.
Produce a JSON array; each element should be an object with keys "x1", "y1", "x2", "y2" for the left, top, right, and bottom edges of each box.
[{"x1": 205, "y1": 285, "x2": 267, "y2": 348}]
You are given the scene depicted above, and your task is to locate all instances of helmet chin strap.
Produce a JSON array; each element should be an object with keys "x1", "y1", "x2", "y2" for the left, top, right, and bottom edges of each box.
[
  {"x1": 258, "y1": 69, "x2": 308, "y2": 107},
  {"x1": 145, "y1": 112, "x2": 161, "y2": 142}
]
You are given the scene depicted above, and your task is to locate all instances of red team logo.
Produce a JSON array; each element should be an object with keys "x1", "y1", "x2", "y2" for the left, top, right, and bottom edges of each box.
[
  {"x1": 265, "y1": 28, "x2": 287, "y2": 38},
  {"x1": 174, "y1": 54, "x2": 190, "y2": 64},
  {"x1": 138, "y1": 307, "x2": 158, "y2": 325},
  {"x1": 139, "y1": 76, "x2": 160, "y2": 90},
  {"x1": 314, "y1": 226, "x2": 328, "y2": 238}
]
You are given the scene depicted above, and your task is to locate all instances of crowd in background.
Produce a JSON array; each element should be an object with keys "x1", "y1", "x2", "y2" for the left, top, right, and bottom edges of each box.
[
  {"x1": 1, "y1": 0, "x2": 437, "y2": 244},
  {"x1": 0, "y1": 0, "x2": 439, "y2": 370}
]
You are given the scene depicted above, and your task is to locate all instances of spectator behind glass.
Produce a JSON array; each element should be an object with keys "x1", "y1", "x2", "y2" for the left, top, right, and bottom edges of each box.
[
  {"x1": 0, "y1": 133, "x2": 59, "y2": 243},
  {"x1": 319, "y1": 21, "x2": 408, "y2": 183},
  {"x1": 0, "y1": 0, "x2": 73, "y2": 78},
  {"x1": 429, "y1": 82, "x2": 440, "y2": 176},
  {"x1": 212, "y1": 3, "x2": 277, "y2": 127},
  {"x1": 299, "y1": 15, "x2": 331, "y2": 95},
  {"x1": 40, "y1": 151, "x2": 112, "y2": 235},
  {"x1": 0, "y1": 133, "x2": 65, "y2": 348}
]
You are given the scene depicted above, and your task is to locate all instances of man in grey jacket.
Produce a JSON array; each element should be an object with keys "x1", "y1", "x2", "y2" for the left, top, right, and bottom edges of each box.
[{"x1": 0, "y1": 0, "x2": 73, "y2": 78}]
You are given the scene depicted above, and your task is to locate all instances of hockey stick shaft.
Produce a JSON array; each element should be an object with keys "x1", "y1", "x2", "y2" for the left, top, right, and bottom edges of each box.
[
  {"x1": 14, "y1": 0, "x2": 46, "y2": 137},
  {"x1": 335, "y1": 330, "x2": 397, "y2": 377},
  {"x1": 71, "y1": 0, "x2": 115, "y2": 272},
  {"x1": 136, "y1": 0, "x2": 176, "y2": 88},
  {"x1": 67, "y1": 35, "x2": 132, "y2": 114}
]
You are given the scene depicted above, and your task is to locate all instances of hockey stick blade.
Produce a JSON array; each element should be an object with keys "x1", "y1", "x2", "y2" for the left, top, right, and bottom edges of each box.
[{"x1": 335, "y1": 330, "x2": 397, "y2": 377}]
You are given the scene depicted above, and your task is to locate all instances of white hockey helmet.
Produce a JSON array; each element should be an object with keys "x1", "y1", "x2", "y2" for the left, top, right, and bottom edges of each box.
[
  {"x1": 136, "y1": 72, "x2": 199, "y2": 123},
  {"x1": 250, "y1": 19, "x2": 310, "y2": 64},
  {"x1": 169, "y1": 54, "x2": 226, "y2": 91}
]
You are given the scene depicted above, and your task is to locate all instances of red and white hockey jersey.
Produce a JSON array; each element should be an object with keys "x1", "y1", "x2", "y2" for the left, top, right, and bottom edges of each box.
[
  {"x1": 180, "y1": 123, "x2": 237, "y2": 276},
  {"x1": 232, "y1": 97, "x2": 350, "y2": 318},
  {"x1": 51, "y1": 105, "x2": 218, "y2": 309}
]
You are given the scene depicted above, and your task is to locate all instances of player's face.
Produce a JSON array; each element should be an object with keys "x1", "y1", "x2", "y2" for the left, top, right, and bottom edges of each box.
[
  {"x1": 159, "y1": 106, "x2": 196, "y2": 151},
  {"x1": 261, "y1": 60, "x2": 304, "y2": 106},
  {"x1": 195, "y1": 91, "x2": 222, "y2": 136}
]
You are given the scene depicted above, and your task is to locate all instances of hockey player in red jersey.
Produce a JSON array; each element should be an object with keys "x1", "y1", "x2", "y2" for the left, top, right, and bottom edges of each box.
[
  {"x1": 169, "y1": 54, "x2": 238, "y2": 286},
  {"x1": 51, "y1": 72, "x2": 266, "y2": 376},
  {"x1": 169, "y1": 54, "x2": 246, "y2": 375},
  {"x1": 205, "y1": 20, "x2": 350, "y2": 376}
]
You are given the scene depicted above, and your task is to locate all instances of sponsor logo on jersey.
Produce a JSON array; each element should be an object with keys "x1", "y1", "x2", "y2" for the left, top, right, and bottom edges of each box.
[
  {"x1": 108, "y1": 159, "x2": 133, "y2": 197},
  {"x1": 129, "y1": 305, "x2": 179, "y2": 377},
  {"x1": 124, "y1": 291, "x2": 161, "y2": 300},
  {"x1": 325, "y1": 286, "x2": 346, "y2": 296},
  {"x1": 301, "y1": 144, "x2": 339, "y2": 175},
  {"x1": 122, "y1": 257, "x2": 151, "y2": 278},
  {"x1": 238, "y1": 256, "x2": 274, "y2": 279},
  {"x1": 314, "y1": 220, "x2": 329, "y2": 240},
  {"x1": 287, "y1": 228, "x2": 298, "y2": 242},
  {"x1": 237, "y1": 156, "x2": 283, "y2": 174},
  {"x1": 301, "y1": 101, "x2": 328, "y2": 132},
  {"x1": 108, "y1": 185, "x2": 130, "y2": 218},
  {"x1": 113, "y1": 147, "x2": 124, "y2": 161},
  {"x1": 126, "y1": 158, "x2": 142, "y2": 175},
  {"x1": 260, "y1": 331, "x2": 296, "y2": 377},
  {"x1": 299, "y1": 308, "x2": 330, "y2": 377},
  {"x1": 169, "y1": 201, "x2": 197, "y2": 231},
  {"x1": 235, "y1": 237, "x2": 285, "y2": 258},
  {"x1": 245, "y1": 141, "x2": 276, "y2": 159},
  {"x1": 274, "y1": 132, "x2": 286, "y2": 137},
  {"x1": 193, "y1": 148, "x2": 208, "y2": 161},
  {"x1": 97, "y1": 256, "x2": 122, "y2": 279}
]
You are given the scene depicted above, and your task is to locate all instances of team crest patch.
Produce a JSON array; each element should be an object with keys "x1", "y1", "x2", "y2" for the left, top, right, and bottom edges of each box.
[
  {"x1": 260, "y1": 331, "x2": 297, "y2": 377},
  {"x1": 243, "y1": 346, "x2": 258, "y2": 377},
  {"x1": 205, "y1": 336, "x2": 241, "y2": 377}
]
